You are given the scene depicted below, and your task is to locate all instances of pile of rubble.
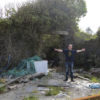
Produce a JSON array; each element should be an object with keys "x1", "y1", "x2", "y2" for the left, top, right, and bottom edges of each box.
[{"x1": 0, "y1": 69, "x2": 100, "y2": 100}]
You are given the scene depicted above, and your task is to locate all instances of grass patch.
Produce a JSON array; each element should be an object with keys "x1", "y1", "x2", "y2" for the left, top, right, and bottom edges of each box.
[
  {"x1": 32, "y1": 90, "x2": 38, "y2": 93},
  {"x1": 0, "y1": 86, "x2": 7, "y2": 93},
  {"x1": 45, "y1": 86, "x2": 65, "y2": 96},
  {"x1": 0, "y1": 79, "x2": 6, "y2": 84},
  {"x1": 82, "y1": 74, "x2": 100, "y2": 83},
  {"x1": 91, "y1": 77, "x2": 100, "y2": 83},
  {"x1": 23, "y1": 96, "x2": 39, "y2": 100}
]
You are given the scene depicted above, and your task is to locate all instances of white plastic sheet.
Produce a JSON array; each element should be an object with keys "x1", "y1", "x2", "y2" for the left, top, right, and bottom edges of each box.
[{"x1": 34, "y1": 60, "x2": 48, "y2": 75}]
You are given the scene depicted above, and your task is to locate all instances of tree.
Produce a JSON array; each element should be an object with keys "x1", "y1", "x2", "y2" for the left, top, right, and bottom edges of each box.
[
  {"x1": 86, "y1": 27, "x2": 93, "y2": 34},
  {"x1": 97, "y1": 27, "x2": 100, "y2": 41},
  {"x1": 12, "y1": 0, "x2": 87, "y2": 34},
  {"x1": 0, "y1": 0, "x2": 87, "y2": 67}
]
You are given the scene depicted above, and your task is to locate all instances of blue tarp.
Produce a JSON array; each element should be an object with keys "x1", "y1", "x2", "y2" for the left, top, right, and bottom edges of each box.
[{"x1": 89, "y1": 84, "x2": 100, "y2": 89}]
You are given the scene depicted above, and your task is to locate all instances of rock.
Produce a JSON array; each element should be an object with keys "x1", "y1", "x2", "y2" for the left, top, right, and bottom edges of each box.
[
  {"x1": 55, "y1": 92, "x2": 67, "y2": 98},
  {"x1": 8, "y1": 85, "x2": 17, "y2": 90},
  {"x1": 38, "y1": 87, "x2": 49, "y2": 91},
  {"x1": 48, "y1": 69, "x2": 56, "y2": 72},
  {"x1": 40, "y1": 91, "x2": 46, "y2": 94},
  {"x1": 74, "y1": 69, "x2": 84, "y2": 73}
]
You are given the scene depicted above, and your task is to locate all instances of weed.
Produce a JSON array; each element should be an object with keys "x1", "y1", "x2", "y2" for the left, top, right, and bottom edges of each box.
[
  {"x1": 91, "y1": 77, "x2": 100, "y2": 83},
  {"x1": 32, "y1": 90, "x2": 38, "y2": 93},
  {"x1": 0, "y1": 86, "x2": 7, "y2": 93},
  {"x1": 45, "y1": 86, "x2": 65, "y2": 96},
  {"x1": 0, "y1": 79, "x2": 6, "y2": 83},
  {"x1": 23, "y1": 96, "x2": 39, "y2": 100}
]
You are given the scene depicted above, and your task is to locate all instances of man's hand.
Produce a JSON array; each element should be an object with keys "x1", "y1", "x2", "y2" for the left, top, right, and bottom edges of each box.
[
  {"x1": 54, "y1": 48, "x2": 58, "y2": 51},
  {"x1": 82, "y1": 48, "x2": 86, "y2": 52},
  {"x1": 77, "y1": 48, "x2": 86, "y2": 53},
  {"x1": 54, "y1": 48, "x2": 63, "y2": 52}
]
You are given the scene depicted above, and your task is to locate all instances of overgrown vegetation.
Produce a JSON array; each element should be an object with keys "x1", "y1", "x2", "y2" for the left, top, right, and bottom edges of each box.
[
  {"x1": 91, "y1": 77, "x2": 100, "y2": 83},
  {"x1": 0, "y1": 0, "x2": 87, "y2": 69},
  {"x1": 0, "y1": 0, "x2": 100, "y2": 71},
  {"x1": 81, "y1": 73, "x2": 100, "y2": 83},
  {"x1": 23, "y1": 96, "x2": 39, "y2": 100},
  {"x1": 0, "y1": 86, "x2": 7, "y2": 94},
  {"x1": 32, "y1": 90, "x2": 38, "y2": 94},
  {"x1": 45, "y1": 86, "x2": 65, "y2": 96}
]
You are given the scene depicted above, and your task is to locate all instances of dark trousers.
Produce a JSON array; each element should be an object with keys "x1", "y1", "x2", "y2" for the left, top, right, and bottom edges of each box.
[{"x1": 65, "y1": 62, "x2": 74, "y2": 80}]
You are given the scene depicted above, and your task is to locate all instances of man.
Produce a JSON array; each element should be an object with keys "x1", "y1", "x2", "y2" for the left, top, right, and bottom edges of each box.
[{"x1": 54, "y1": 44, "x2": 85, "y2": 82}]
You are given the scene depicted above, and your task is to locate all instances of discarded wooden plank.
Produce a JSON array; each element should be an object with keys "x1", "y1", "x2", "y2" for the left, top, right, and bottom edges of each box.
[
  {"x1": 74, "y1": 74, "x2": 90, "y2": 81},
  {"x1": 1, "y1": 75, "x2": 25, "y2": 87},
  {"x1": 0, "y1": 73, "x2": 45, "y2": 88},
  {"x1": 18, "y1": 73, "x2": 45, "y2": 83},
  {"x1": 26, "y1": 73, "x2": 45, "y2": 80},
  {"x1": 74, "y1": 94, "x2": 100, "y2": 100},
  {"x1": 38, "y1": 84, "x2": 68, "y2": 87},
  {"x1": 76, "y1": 76, "x2": 90, "y2": 81}
]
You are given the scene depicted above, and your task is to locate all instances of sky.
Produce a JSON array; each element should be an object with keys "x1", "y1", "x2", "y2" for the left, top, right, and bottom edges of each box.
[
  {"x1": 79, "y1": 0, "x2": 100, "y2": 33},
  {"x1": 0, "y1": 0, "x2": 100, "y2": 34},
  {"x1": 0, "y1": 0, "x2": 27, "y2": 8}
]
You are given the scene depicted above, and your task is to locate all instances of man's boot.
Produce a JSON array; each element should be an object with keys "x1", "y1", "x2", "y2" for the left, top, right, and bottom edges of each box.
[
  {"x1": 64, "y1": 75, "x2": 68, "y2": 81},
  {"x1": 64, "y1": 78, "x2": 68, "y2": 81},
  {"x1": 71, "y1": 78, "x2": 74, "y2": 82}
]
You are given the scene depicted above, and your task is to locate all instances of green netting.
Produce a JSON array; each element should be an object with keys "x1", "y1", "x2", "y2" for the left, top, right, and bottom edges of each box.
[{"x1": 2, "y1": 56, "x2": 42, "y2": 77}]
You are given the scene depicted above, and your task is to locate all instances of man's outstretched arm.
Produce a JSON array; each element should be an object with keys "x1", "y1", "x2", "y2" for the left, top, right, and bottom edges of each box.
[
  {"x1": 76, "y1": 48, "x2": 85, "y2": 53},
  {"x1": 54, "y1": 48, "x2": 63, "y2": 52}
]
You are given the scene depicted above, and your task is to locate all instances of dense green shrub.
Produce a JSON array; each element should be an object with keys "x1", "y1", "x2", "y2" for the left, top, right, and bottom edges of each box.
[{"x1": 0, "y1": 0, "x2": 87, "y2": 68}]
